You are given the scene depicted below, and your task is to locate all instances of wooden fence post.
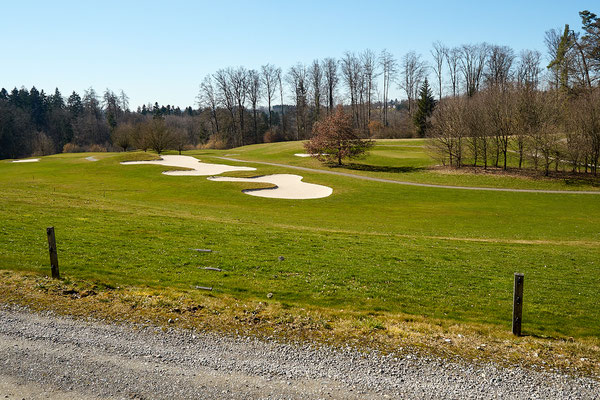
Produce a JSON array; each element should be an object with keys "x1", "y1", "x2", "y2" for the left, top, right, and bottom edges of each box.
[
  {"x1": 46, "y1": 227, "x2": 60, "y2": 279},
  {"x1": 512, "y1": 273, "x2": 524, "y2": 336}
]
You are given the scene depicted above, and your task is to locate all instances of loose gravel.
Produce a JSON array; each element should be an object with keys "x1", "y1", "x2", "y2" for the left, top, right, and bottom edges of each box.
[{"x1": 0, "y1": 306, "x2": 598, "y2": 399}]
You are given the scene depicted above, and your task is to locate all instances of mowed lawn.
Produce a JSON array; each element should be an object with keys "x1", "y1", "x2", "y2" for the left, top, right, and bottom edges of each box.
[
  {"x1": 1, "y1": 142, "x2": 599, "y2": 339},
  {"x1": 222, "y1": 139, "x2": 600, "y2": 191}
]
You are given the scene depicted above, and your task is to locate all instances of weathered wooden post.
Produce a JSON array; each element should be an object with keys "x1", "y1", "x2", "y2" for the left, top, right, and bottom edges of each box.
[
  {"x1": 512, "y1": 273, "x2": 524, "y2": 336},
  {"x1": 46, "y1": 227, "x2": 60, "y2": 279}
]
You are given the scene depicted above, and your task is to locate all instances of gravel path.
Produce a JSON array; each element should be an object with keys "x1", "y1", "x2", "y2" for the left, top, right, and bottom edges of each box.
[
  {"x1": 216, "y1": 157, "x2": 600, "y2": 195},
  {"x1": 0, "y1": 307, "x2": 598, "y2": 399}
]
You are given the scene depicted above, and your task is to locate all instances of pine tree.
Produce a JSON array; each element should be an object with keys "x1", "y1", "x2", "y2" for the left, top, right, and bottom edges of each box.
[
  {"x1": 547, "y1": 25, "x2": 575, "y2": 92},
  {"x1": 413, "y1": 78, "x2": 436, "y2": 137},
  {"x1": 580, "y1": 10, "x2": 600, "y2": 75},
  {"x1": 67, "y1": 91, "x2": 83, "y2": 118}
]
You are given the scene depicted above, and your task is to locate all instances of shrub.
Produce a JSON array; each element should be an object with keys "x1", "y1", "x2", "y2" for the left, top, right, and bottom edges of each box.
[
  {"x1": 201, "y1": 134, "x2": 229, "y2": 149},
  {"x1": 62, "y1": 142, "x2": 83, "y2": 153},
  {"x1": 263, "y1": 128, "x2": 284, "y2": 143},
  {"x1": 305, "y1": 105, "x2": 373, "y2": 165},
  {"x1": 32, "y1": 132, "x2": 55, "y2": 156},
  {"x1": 87, "y1": 144, "x2": 107, "y2": 152}
]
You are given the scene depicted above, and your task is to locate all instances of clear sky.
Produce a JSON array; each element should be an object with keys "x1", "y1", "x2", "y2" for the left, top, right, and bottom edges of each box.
[{"x1": 1, "y1": 0, "x2": 595, "y2": 108}]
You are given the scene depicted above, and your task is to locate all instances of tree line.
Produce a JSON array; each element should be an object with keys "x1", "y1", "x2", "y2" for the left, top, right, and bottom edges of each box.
[
  {"x1": 429, "y1": 10, "x2": 600, "y2": 176},
  {"x1": 1, "y1": 9, "x2": 598, "y2": 171}
]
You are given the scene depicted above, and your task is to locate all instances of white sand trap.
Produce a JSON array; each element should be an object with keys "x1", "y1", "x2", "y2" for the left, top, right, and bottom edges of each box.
[
  {"x1": 121, "y1": 155, "x2": 256, "y2": 176},
  {"x1": 12, "y1": 158, "x2": 40, "y2": 163},
  {"x1": 85, "y1": 156, "x2": 98, "y2": 162},
  {"x1": 294, "y1": 153, "x2": 327, "y2": 157},
  {"x1": 208, "y1": 174, "x2": 333, "y2": 199}
]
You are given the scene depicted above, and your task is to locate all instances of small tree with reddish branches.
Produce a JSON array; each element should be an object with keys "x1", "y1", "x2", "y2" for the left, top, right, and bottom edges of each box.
[{"x1": 304, "y1": 105, "x2": 374, "y2": 165}]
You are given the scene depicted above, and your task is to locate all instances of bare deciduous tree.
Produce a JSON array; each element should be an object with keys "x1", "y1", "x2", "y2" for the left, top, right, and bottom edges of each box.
[
  {"x1": 309, "y1": 60, "x2": 323, "y2": 122},
  {"x1": 144, "y1": 118, "x2": 175, "y2": 154},
  {"x1": 261, "y1": 64, "x2": 281, "y2": 128},
  {"x1": 445, "y1": 47, "x2": 461, "y2": 97},
  {"x1": 304, "y1": 105, "x2": 373, "y2": 166},
  {"x1": 229, "y1": 67, "x2": 249, "y2": 145},
  {"x1": 340, "y1": 52, "x2": 361, "y2": 127},
  {"x1": 247, "y1": 69, "x2": 261, "y2": 143},
  {"x1": 484, "y1": 85, "x2": 517, "y2": 169},
  {"x1": 198, "y1": 75, "x2": 220, "y2": 134},
  {"x1": 428, "y1": 96, "x2": 467, "y2": 167},
  {"x1": 322, "y1": 58, "x2": 339, "y2": 114},
  {"x1": 361, "y1": 49, "x2": 379, "y2": 129},
  {"x1": 213, "y1": 68, "x2": 236, "y2": 144},
  {"x1": 485, "y1": 45, "x2": 515, "y2": 89},
  {"x1": 399, "y1": 51, "x2": 427, "y2": 115},
  {"x1": 261, "y1": 64, "x2": 279, "y2": 128},
  {"x1": 431, "y1": 41, "x2": 446, "y2": 100},
  {"x1": 379, "y1": 49, "x2": 397, "y2": 126},
  {"x1": 277, "y1": 67, "x2": 285, "y2": 135},
  {"x1": 566, "y1": 88, "x2": 600, "y2": 174},
  {"x1": 460, "y1": 43, "x2": 489, "y2": 97},
  {"x1": 516, "y1": 50, "x2": 542, "y2": 89},
  {"x1": 119, "y1": 90, "x2": 130, "y2": 113},
  {"x1": 287, "y1": 63, "x2": 310, "y2": 140}
]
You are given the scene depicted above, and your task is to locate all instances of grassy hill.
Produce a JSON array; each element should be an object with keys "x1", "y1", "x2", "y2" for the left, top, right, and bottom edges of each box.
[{"x1": 1, "y1": 140, "x2": 599, "y2": 372}]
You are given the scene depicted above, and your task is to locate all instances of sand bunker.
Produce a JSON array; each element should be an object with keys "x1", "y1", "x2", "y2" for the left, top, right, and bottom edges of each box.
[
  {"x1": 208, "y1": 174, "x2": 333, "y2": 199},
  {"x1": 294, "y1": 153, "x2": 326, "y2": 157},
  {"x1": 121, "y1": 155, "x2": 256, "y2": 176},
  {"x1": 85, "y1": 156, "x2": 98, "y2": 162},
  {"x1": 122, "y1": 155, "x2": 332, "y2": 199},
  {"x1": 12, "y1": 158, "x2": 40, "y2": 163}
]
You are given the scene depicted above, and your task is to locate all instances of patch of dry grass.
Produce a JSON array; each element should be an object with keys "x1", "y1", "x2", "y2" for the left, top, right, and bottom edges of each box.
[{"x1": 1, "y1": 270, "x2": 598, "y2": 380}]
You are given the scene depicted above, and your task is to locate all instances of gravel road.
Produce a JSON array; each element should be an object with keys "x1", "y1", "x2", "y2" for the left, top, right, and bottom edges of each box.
[{"x1": 0, "y1": 306, "x2": 598, "y2": 399}]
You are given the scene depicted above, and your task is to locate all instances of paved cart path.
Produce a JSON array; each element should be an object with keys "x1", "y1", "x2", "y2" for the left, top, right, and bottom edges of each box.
[{"x1": 217, "y1": 157, "x2": 600, "y2": 195}]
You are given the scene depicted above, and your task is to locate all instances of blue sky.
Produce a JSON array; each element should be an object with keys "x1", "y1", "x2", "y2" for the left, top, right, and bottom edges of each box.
[{"x1": 1, "y1": 0, "x2": 595, "y2": 108}]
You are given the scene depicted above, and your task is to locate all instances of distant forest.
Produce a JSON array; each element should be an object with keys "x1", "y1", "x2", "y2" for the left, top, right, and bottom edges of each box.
[{"x1": 1, "y1": 10, "x2": 599, "y2": 175}]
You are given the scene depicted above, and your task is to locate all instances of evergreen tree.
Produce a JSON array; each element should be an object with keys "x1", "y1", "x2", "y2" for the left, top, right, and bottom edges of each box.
[
  {"x1": 67, "y1": 91, "x2": 83, "y2": 118},
  {"x1": 103, "y1": 89, "x2": 120, "y2": 131},
  {"x1": 413, "y1": 78, "x2": 437, "y2": 137},
  {"x1": 547, "y1": 25, "x2": 575, "y2": 92},
  {"x1": 580, "y1": 10, "x2": 600, "y2": 75},
  {"x1": 51, "y1": 88, "x2": 65, "y2": 109},
  {"x1": 29, "y1": 87, "x2": 48, "y2": 130}
]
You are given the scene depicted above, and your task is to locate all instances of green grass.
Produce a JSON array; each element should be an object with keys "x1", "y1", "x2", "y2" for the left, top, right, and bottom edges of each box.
[
  {"x1": 1, "y1": 145, "x2": 599, "y2": 339},
  {"x1": 210, "y1": 139, "x2": 600, "y2": 191}
]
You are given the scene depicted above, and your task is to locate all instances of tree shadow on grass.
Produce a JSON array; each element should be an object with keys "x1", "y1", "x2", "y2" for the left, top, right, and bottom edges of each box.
[
  {"x1": 330, "y1": 162, "x2": 426, "y2": 174},
  {"x1": 563, "y1": 176, "x2": 600, "y2": 188}
]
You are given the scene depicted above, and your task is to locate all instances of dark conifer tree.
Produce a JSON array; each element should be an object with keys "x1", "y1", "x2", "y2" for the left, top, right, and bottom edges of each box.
[
  {"x1": 67, "y1": 92, "x2": 83, "y2": 118},
  {"x1": 51, "y1": 88, "x2": 65, "y2": 109},
  {"x1": 413, "y1": 78, "x2": 436, "y2": 137}
]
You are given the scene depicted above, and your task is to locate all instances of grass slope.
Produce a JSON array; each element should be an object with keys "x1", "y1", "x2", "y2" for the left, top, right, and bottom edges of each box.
[
  {"x1": 215, "y1": 139, "x2": 600, "y2": 191},
  {"x1": 1, "y1": 146, "x2": 599, "y2": 344}
]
